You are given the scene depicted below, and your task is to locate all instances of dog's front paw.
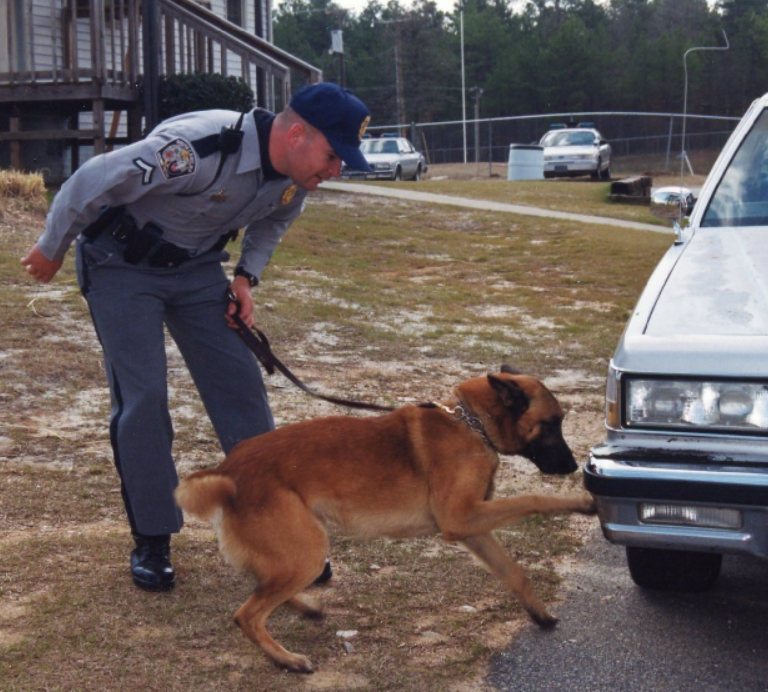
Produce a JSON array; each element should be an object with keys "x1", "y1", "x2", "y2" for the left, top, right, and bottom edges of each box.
[
  {"x1": 577, "y1": 494, "x2": 598, "y2": 515},
  {"x1": 530, "y1": 609, "x2": 559, "y2": 629}
]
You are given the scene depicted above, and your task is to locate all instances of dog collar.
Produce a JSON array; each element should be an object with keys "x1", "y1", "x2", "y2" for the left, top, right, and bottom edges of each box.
[{"x1": 433, "y1": 401, "x2": 499, "y2": 453}]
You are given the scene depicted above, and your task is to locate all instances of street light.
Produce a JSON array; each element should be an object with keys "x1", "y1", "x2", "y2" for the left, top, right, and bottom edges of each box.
[{"x1": 680, "y1": 30, "x2": 729, "y2": 177}]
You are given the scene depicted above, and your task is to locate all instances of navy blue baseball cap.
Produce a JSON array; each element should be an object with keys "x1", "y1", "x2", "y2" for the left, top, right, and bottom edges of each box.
[{"x1": 290, "y1": 83, "x2": 372, "y2": 172}]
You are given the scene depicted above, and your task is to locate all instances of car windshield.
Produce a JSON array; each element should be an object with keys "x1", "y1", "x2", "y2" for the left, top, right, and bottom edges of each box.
[
  {"x1": 702, "y1": 108, "x2": 768, "y2": 227},
  {"x1": 361, "y1": 139, "x2": 399, "y2": 154},
  {"x1": 540, "y1": 131, "x2": 596, "y2": 147}
]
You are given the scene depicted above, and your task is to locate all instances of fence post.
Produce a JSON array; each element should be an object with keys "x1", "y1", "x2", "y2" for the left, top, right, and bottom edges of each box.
[
  {"x1": 665, "y1": 116, "x2": 674, "y2": 171},
  {"x1": 488, "y1": 119, "x2": 493, "y2": 177}
]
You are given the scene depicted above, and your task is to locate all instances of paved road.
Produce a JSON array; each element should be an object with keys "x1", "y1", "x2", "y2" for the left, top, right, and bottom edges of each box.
[
  {"x1": 323, "y1": 181, "x2": 666, "y2": 233},
  {"x1": 486, "y1": 526, "x2": 768, "y2": 692}
]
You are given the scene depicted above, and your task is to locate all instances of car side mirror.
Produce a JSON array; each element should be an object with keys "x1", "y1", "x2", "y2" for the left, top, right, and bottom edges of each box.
[
  {"x1": 651, "y1": 186, "x2": 695, "y2": 245},
  {"x1": 650, "y1": 186, "x2": 695, "y2": 220}
]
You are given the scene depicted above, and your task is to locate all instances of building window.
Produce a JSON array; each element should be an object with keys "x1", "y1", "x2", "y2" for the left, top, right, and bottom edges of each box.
[{"x1": 227, "y1": 0, "x2": 242, "y2": 26}]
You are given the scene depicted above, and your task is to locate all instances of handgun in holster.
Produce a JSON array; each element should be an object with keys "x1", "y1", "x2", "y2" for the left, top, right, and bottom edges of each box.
[
  {"x1": 122, "y1": 220, "x2": 164, "y2": 264},
  {"x1": 82, "y1": 206, "x2": 126, "y2": 240}
]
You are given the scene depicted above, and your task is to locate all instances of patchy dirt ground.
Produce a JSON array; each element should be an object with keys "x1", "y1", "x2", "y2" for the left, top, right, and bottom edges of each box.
[{"x1": 0, "y1": 180, "x2": 623, "y2": 692}]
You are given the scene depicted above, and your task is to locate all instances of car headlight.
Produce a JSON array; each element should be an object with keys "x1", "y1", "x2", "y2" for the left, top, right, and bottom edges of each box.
[
  {"x1": 373, "y1": 163, "x2": 392, "y2": 171},
  {"x1": 624, "y1": 377, "x2": 768, "y2": 432},
  {"x1": 573, "y1": 153, "x2": 598, "y2": 161}
]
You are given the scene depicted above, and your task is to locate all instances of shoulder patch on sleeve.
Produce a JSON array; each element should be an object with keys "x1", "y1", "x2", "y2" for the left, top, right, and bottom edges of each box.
[
  {"x1": 133, "y1": 157, "x2": 155, "y2": 185},
  {"x1": 156, "y1": 138, "x2": 197, "y2": 179}
]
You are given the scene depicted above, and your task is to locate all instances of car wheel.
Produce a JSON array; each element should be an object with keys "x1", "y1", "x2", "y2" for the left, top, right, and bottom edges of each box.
[
  {"x1": 626, "y1": 546, "x2": 722, "y2": 592},
  {"x1": 394, "y1": 166, "x2": 402, "y2": 181},
  {"x1": 414, "y1": 165, "x2": 422, "y2": 181},
  {"x1": 591, "y1": 159, "x2": 601, "y2": 179},
  {"x1": 601, "y1": 161, "x2": 611, "y2": 180}
]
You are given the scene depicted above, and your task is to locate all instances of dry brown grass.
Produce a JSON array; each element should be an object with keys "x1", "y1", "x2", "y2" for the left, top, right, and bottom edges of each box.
[{"x1": 0, "y1": 171, "x2": 673, "y2": 691}]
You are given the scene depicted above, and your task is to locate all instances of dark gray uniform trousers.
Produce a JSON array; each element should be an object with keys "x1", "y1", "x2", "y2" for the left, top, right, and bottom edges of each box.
[{"x1": 76, "y1": 231, "x2": 274, "y2": 536}]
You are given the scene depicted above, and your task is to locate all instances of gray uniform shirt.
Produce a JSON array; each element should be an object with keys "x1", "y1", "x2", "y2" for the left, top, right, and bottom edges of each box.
[{"x1": 38, "y1": 108, "x2": 308, "y2": 282}]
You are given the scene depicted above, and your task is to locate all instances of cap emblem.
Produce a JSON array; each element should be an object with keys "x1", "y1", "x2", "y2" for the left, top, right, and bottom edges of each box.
[{"x1": 358, "y1": 116, "x2": 371, "y2": 142}]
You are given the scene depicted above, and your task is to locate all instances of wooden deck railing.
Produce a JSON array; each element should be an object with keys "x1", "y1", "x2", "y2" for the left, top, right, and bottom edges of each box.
[
  {"x1": 0, "y1": 0, "x2": 320, "y2": 103},
  {"x1": 0, "y1": 0, "x2": 322, "y2": 171}
]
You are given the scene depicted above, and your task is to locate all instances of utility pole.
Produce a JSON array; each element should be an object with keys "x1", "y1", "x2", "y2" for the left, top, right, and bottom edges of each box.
[
  {"x1": 380, "y1": 17, "x2": 409, "y2": 135},
  {"x1": 329, "y1": 10, "x2": 346, "y2": 87},
  {"x1": 461, "y1": 10, "x2": 466, "y2": 163}
]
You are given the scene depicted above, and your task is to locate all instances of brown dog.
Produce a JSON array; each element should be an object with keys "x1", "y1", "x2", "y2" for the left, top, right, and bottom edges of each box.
[{"x1": 175, "y1": 366, "x2": 595, "y2": 673}]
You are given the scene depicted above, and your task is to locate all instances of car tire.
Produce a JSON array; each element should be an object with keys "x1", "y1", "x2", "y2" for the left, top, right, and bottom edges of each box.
[
  {"x1": 414, "y1": 165, "x2": 422, "y2": 181},
  {"x1": 591, "y1": 159, "x2": 601, "y2": 179},
  {"x1": 600, "y1": 161, "x2": 611, "y2": 180},
  {"x1": 394, "y1": 166, "x2": 402, "y2": 181},
  {"x1": 626, "y1": 546, "x2": 722, "y2": 592}
]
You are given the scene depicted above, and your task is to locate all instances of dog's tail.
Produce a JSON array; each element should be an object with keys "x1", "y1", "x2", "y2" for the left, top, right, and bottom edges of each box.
[{"x1": 175, "y1": 472, "x2": 236, "y2": 521}]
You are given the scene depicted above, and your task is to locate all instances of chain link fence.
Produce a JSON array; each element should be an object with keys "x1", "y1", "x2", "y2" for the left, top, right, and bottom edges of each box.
[{"x1": 369, "y1": 112, "x2": 742, "y2": 176}]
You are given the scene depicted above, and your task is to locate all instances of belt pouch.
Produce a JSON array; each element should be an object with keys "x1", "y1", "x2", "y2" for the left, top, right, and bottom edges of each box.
[{"x1": 123, "y1": 221, "x2": 163, "y2": 264}]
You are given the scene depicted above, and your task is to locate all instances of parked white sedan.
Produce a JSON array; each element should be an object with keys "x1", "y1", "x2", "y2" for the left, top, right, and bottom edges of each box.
[
  {"x1": 342, "y1": 136, "x2": 427, "y2": 181},
  {"x1": 539, "y1": 127, "x2": 612, "y2": 180}
]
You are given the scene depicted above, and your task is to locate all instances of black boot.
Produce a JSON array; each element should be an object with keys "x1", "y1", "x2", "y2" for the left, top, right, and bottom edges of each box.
[
  {"x1": 314, "y1": 558, "x2": 333, "y2": 584},
  {"x1": 131, "y1": 534, "x2": 175, "y2": 592}
]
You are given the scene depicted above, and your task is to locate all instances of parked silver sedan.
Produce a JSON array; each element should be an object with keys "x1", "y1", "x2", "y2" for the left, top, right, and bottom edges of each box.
[
  {"x1": 539, "y1": 127, "x2": 611, "y2": 179},
  {"x1": 341, "y1": 136, "x2": 427, "y2": 181},
  {"x1": 585, "y1": 92, "x2": 768, "y2": 593}
]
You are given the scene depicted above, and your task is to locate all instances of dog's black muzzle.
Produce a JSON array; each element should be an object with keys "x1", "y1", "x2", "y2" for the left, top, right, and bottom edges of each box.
[{"x1": 520, "y1": 437, "x2": 578, "y2": 475}]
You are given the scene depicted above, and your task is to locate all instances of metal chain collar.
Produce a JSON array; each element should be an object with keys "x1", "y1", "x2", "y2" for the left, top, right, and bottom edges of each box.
[{"x1": 434, "y1": 400, "x2": 499, "y2": 452}]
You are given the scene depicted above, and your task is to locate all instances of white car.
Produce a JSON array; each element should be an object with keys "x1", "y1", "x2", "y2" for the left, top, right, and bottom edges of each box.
[
  {"x1": 342, "y1": 136, "x2": 427, "y2": 181},
  {"x1": 539, "y1": 126, "x2": 612, "y2": 180},
  {"x1": 585, "y1": 92, "x2": 768, "y2": 592}
]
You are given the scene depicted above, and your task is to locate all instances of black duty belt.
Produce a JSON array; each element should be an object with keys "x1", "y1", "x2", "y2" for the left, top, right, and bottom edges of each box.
[{"x1": 82, "y1": 206, "x2": 237, "y2": 268}]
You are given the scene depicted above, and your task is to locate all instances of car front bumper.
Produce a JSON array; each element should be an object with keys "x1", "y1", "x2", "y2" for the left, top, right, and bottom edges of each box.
[
  {"x1": 544, "y1": 161, "x2": 599, "y2": 176},
  {"x1": 340, "y1": 171, "x2": 396, "y2": 181},
  {"x1": 584, "y1": 446, "x2": 768, "y2": 559}
]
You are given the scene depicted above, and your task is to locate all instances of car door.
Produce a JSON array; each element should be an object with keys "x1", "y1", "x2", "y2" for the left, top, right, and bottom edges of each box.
[{"x1": 399, "y1": 140, "x2": 419, "y2": 178}]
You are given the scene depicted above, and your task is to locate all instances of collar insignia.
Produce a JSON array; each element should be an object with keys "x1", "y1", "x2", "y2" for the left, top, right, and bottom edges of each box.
[{"x1": 282, "y1": 184, "x2": 298, "y2": 205}]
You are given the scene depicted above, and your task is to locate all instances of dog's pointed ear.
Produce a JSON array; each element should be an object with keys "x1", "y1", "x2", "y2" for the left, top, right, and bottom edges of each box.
[
  {"x1": 500, "y1": 364, "x2": 522, "y2": 375},
  {"x1": 488, "y1": 374, "x2": 529, "y2": 415}
]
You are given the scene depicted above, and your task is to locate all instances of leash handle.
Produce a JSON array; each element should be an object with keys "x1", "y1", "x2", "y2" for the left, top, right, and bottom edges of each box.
[{"x1": 226, "y1": 288, "x2": 395, "y2": 413}]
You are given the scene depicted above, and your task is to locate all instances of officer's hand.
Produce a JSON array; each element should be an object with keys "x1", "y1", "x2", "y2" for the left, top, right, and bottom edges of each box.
[
  {"x1": 21, "y1": 244, "x2": 64, "y2": 283},
  {"x1": 226, "y1": 276, "x2": 256, "y2": 329}
]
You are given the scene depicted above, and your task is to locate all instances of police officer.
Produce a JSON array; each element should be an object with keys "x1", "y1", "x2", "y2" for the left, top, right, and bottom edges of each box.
[{"x1": 21, "y1": 82, "x2": 372, "y2": 592}]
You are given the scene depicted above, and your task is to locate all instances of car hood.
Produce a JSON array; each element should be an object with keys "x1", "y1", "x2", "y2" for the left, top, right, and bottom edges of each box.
[
  {"x1": 647, "y1": 228, "x2": 768, "y2": 336},
  {"x1": 363, "y1": 153, "x2": 399, "y2": 164},
  {"x1": 616, "y1": 227, "x2": 768, "y2": 376},
  {"x1": 543, "y1": 145, "x2": 597, "y2": 157}
]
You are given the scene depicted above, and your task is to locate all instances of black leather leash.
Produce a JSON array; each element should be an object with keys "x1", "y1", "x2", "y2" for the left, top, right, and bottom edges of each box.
[{"x1": 227, "y1": 289, "x2": 396, "y2": 412}]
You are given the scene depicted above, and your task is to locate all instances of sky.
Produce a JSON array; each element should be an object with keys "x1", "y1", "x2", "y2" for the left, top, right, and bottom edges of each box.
[
  {"x1": 276, "y1": 0, "x2": 463, "y2": 17},
  {"x1": 334, "y1": 0, "x2": 458, "y2": 12}
]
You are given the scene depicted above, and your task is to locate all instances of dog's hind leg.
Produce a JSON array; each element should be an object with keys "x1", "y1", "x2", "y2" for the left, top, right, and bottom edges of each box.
[
  {"x1": 234, "y1": 579, "x2": 319, "y2": 673},
  {"x1": 230, "y1": 500, "x2": 330, "y2": 673},
  {"x1": 460, "y1": 533, "x2": 558, "y2": 628}
]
